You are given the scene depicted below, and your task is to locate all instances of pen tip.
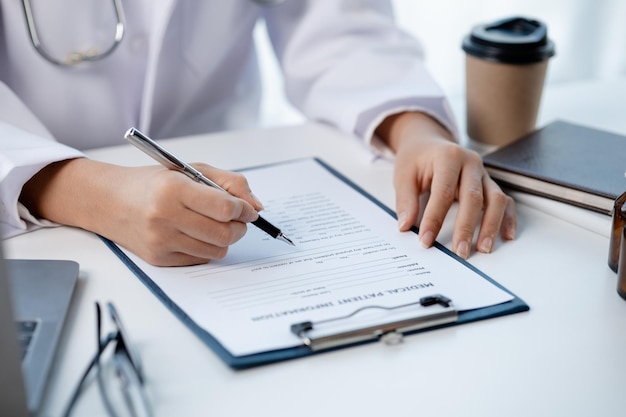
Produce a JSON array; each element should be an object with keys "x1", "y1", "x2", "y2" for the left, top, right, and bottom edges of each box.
[{"x1": 278, "y1": 233, "x2": 295, "y2": 246}]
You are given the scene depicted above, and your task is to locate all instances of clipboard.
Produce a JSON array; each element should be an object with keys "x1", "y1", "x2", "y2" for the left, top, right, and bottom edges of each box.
[{"x1": 101, "y1": 158, "x2": 529, "y2": 369}]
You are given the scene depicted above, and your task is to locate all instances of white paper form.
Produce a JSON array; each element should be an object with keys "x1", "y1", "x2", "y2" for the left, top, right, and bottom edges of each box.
[{"x1": 122, "y1": 159, "x2": 513, "y2": 356}]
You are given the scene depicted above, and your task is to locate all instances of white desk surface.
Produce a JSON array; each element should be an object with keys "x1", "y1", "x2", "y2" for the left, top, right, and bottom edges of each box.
[{"x1": 6, "y1": 77, "x2": 626, "y2": 417}]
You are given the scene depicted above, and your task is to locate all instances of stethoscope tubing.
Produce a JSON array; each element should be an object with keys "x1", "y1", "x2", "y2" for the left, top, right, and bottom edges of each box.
[{"x1": 21, "y1": 0, "x2": 286, "y2": 67}]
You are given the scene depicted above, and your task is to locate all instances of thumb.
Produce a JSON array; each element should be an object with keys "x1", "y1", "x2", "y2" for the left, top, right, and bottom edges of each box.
[{"x1": 234, "y1": 198, "x2": 260, "y2": 223}]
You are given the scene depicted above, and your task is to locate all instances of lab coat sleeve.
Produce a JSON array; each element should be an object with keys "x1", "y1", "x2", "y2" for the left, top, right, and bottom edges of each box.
[
  {"x1": 262, "y1": 1, "x2": 458, "y2": 155},
  {"x1": 0, "y1": 83, "x2": 84, "y2": 239}
]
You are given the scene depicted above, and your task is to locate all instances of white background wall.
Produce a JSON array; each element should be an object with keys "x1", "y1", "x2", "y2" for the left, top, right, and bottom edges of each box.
[{"x1": 255, "y1": 0, "x2": 626, "y2": 127}]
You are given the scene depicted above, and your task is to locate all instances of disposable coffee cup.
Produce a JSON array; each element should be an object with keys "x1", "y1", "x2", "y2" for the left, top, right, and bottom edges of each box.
[{"x1": 462, "y1": 16, "x2": 555, "y2": 146}]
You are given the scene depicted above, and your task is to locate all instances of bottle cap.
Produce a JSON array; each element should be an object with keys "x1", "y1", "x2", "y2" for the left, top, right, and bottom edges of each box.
[{"x1": 462, "y1": 16, "x2": 555, "y2": 64}]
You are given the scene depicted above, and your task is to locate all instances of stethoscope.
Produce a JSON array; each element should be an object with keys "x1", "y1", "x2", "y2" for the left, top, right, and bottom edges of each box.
[{"x1": 21, "y1": 0, "x2": 286, "y2": 67}]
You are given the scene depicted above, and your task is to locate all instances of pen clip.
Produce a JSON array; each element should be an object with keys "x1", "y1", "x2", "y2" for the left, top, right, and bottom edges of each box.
[
  {"x1": 125, "y1": 127, "x2": 187, "y2": 172},
  {"x1": 125, "y1": 127, "x2": 226, "y2": 191}
]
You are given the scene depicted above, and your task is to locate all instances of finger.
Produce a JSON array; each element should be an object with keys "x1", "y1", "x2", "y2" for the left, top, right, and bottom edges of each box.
[
  {"x1": 393, "y1": 163, "x2": 422, "y2": 232},
  {"x1": 451, "y1": 164, "x2": 485, "y2": 259},
  {"x1": 139, "y1": 231, "x2": 233, "y2": 267},
  {"x1": 418, "y1": 158, "x2": 462, "y2": 249},
  {"x1": 194, "y1": 163, "x2": 265, "y2": 211},
  {"x1": 176, "y1": 208, "x2": 249, "y2": 248},
  {"x1": 182, "y1": 181, "x2": 259, "y2": 224},
  {"x1": 475, "y1": 177, "x2": 508, "y2": 254},
  {"x1": 501, "y1": 193, "x2": 517, "y2": 241}
]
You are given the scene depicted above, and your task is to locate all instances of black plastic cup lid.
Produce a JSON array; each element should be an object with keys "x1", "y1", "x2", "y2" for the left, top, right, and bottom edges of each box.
[{"x1": 462, "y1": 16, "x2": 555, "y2": 64}]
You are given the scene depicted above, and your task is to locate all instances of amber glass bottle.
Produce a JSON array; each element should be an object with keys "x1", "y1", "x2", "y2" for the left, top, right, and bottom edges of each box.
[
  {"x1": 618, "y1": 225, "x2": 626, "y2": 300},
  {"x1": 608, "y1": 191, "x2": 626, "y2": 272}
]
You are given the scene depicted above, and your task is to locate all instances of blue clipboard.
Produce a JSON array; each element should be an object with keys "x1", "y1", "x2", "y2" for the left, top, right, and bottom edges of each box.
[{"x1": 101, "y1": 157, "x2": 529, "y2": 369}]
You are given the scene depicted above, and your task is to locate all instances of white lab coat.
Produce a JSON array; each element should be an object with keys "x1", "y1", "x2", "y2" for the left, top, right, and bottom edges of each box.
[{"x1": 0, "y1": 0, "x2": 456, "y2": 238}]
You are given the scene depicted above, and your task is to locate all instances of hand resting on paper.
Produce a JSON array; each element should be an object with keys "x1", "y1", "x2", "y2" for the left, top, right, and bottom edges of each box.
[
  {"x1": 375, "y1": 111, "x2": 517, "y2": 259},
  {"x1": 20, "y1": 158, "x2": 261, "y2": 266}
]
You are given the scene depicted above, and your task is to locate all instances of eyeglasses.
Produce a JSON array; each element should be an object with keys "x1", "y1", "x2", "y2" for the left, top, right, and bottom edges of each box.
[{"x1": 63, "y1": 302, "x2": 153, "y2": 417}]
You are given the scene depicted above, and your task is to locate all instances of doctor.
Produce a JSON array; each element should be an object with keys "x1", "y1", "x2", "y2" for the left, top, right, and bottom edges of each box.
[{"x1": 0, "y1": 0, "x2": 516, "y2": 266}]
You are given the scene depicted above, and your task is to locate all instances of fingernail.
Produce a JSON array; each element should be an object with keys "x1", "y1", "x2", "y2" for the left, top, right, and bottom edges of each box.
[
  {"x1": 420, "y1": 231, "x2": 435, "y2": 248},
  {"x1": 505, "y1": 226, "x2": 516, "y2": 240},
  {"x1": 478, "y1": 237, "x2": 493, "y2": 253},
  {"x1": 250, "y1": 193, "x2": 265, "y2": 211},
  {"x1": 456, "y1": 241, "x2": 470, "y2": 259},
  {"x1": 398, "y1": 212, "x2": 409, "y2": 230}
]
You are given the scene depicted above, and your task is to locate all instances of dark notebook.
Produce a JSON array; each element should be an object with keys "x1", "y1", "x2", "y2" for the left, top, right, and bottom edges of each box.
[{"x1": 482, "y1": 120, "x2": 626, "y2": 215}]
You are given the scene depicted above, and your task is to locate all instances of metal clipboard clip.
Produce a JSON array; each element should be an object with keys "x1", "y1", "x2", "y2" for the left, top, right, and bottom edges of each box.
[{"x1": 290, "y1": 294, "x2": 458, "y2": 351}]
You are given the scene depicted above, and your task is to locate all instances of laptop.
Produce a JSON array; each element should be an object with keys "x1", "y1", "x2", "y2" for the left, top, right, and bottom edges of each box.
[{"x1": 0, "y1": 243, "x2": 78, "y2": 416}]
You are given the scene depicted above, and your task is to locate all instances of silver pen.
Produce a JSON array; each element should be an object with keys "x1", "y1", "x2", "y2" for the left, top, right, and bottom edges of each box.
[{"x1": 124, "y1": 127, "x2": 295, "y2": 246}]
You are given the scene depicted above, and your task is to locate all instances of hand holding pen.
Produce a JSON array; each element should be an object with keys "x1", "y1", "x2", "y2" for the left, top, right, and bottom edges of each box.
[{"x1": 125, "y1": 127, "x2": 294, "y2": 247}]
